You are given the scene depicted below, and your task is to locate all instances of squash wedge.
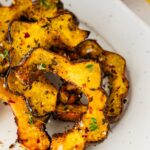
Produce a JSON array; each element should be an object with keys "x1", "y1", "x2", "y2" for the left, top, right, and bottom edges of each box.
[
  {"x1": 10, "y1": 13, "x2": 89, "y2": 66},
  {"x1": 0, "y1": 0, "x2": 32, "y2": 43},
  {"x1": 16, "y1": 48, "x2": 100, "y2": 89},
  {"x1": 54, "y1": 104, "x2": 87, "y2": 121},
  {"x1": 58, "y1": 83, "x2": 82, "y2": 104},
  {"x1": 73, "y1": 40, "x2": 129, "y2": 122},
  {"x1": 101, "y1": 51, "x2": 129, "y2": 122},
  {"x1": 7, "y1": 70, "x2": 58, "y2": 117},
  {"x1": 0, "y1": 78, "x2": 50, "y2": 150},
  {"x1": 16, "y1": 48, "x2": 108, "y2": 148},
  {"x1": 51, "y1": 130, "x2": 86, "y2": 150},
  {"x1": 51, "y1": 89, "x2": 108, "y2": 149}
]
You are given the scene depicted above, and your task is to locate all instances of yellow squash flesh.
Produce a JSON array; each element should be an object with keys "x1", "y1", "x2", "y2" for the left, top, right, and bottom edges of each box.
[
  {"x1": 75, "y1": 40, "x2": 129, "y2": 122},
  {"x1": 101, "y1": 51, "x2": 129, "y2": 122},
  {"x1": 24, "y1": 0, "x2": 63, "y2": 21},
  {"x1": 51, "y1": 130, "x2": 86, "y2": 150},
  {"x1": 7, "y1": 70, "x2": 58, "y2": 117},
  {"x1": 54, "y1": 104, "x2": 87, "y2": 121},
  {"x1": 10, "y1": 13, "x2": 89, "y2": 66},
  {"x1": 0, "y1": 78, "x2": 50, "y2": 150},
  {"x1": 0, "y1": 0, "x2": 32, "y2": 43},
  {"x1": 16, "y1": 48, "x2": 108, "y2": 149}
]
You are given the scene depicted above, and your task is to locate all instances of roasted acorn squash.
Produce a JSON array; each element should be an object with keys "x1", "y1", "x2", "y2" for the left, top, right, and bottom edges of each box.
[
  {"x1": 10, "y1": 13, "x2": 89, "y2": 66},
  {"x1": 7, "y1": 70, "x2": 58, "y2": 117},
  {"x1": 0, "y1": 78, "x2": 50, "y2": 150}
]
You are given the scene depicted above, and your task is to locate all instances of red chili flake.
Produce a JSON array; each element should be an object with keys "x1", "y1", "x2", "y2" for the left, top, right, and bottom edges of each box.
[
  {"x1": 88, "y1": 106, "x2": 93, "y2": 114},
  {"x1": 82, "y1": 134, "x2": 88, "y2": 138},
  {"x1": 24, "y1": 32, "x2": 30, "y2": 38},
  {"x1": 8, "y1": 99, "x2": 15, "y2": 103}
]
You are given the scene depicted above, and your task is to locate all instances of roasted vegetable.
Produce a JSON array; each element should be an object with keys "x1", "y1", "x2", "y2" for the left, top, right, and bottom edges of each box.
[
  {"x1": 77, "y1": 39, "x2": 103, "y2": 59},
  {"x1": 24, "y1": 0, "x2": 63, "y2": 21},
  {"x1": 16, "y1": 48, "x2": 100, "y2": 89},
  {"x1": 16, "y1": 48, "x2": 108, "y2": 148},
  {"x1": 58, "y1": 83, "x2": 82, "y2": 104},
  {"x1": 7, "y1": 70, "x2": 58, "y2": 117},
  {"x1": 51, "y1": 129, "x2": 86, "y2": 150},
  {"x1": 0, "y1": 0, "x2": 129, "y2": 149},
  {"x1": 100, "y1": 51, "x2": 129, "y2": 122},
  {"x1": 10, "y1": 13, "x2": 89, "y2": 66},
  {"x1": 71, "y1": 40, "x2": 129, "y2": 122},
  {"x1": 51, "y1": 90, "x2": 108, "y2": 149},
  {"x1": 0, "y1": 78, "x2": 50, "y2": 150},
  {"x1": 54, "y1": 104, "x2": 87, "y2": 121},
  {"x1": 0, "y1": 0, "x2": 32, "y2": 43}
]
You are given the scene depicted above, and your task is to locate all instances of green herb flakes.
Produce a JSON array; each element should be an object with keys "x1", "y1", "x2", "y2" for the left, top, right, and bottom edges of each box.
[
  {"x1": 86, "y1": 64, "x2": 94, "y2": 71},
  {"x1": 37, "y1": 63, "x2": 46, "y2": 70},
  {"x1": 0, "y1": 49, "x2": 9, "y2": 60},
  {"x1": 28, "y1": 115, "x2": 34, "y2": 125},
  {"x1": 39, "y1": 0, "x2": 52, "y2": 9},
  {"x1": 89, "y1": 117, "x2": 98, "y2": 131}
]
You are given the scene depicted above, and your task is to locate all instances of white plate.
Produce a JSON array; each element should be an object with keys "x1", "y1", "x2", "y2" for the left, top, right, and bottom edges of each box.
[
  {"x1": 122, "y1": 0, "x2": 150, "y2": 26},
  {"x1": 1, "y1": 0, "x2": 150, "y2": 150}
]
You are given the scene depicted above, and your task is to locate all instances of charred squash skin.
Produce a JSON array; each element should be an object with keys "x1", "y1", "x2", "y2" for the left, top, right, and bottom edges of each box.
[
  {"x1": 101, "y1": 51, "x2": 129, "y2": 122},
  {"x1": 16, "y1": 48, "x2": 100, "y2": 89},
  {"x1": 23, "y1": 0, "x2": 64, "y2": 21},
  {"x1": 10, "y1": 12, "x2": 89, "y2": 66},
  {"x1": 0, "y1": 0, "x2": 32, "y2": 73},
  {"x1": 54, "y1": 83, "x2": 86, "y2": 121},
  {"x1": 51, "y1": 130, "x2": 86, "y2": 150},
  {"x1": 69, "y1": 40, "x2": 129, "y2": 123},
  {"x1": 7, "y1": 70, "x2": 58, "y2": 117},
  {"x1": 0, "y1": 78, "x2": 50, "y2": 150},
  {"x1": 16, "y1": 48, "x2": 109, "y2": 149},
  {"x1": 53, "y1": 104, "x2": 87, "y2": 121},
  {"x1": 0, "y1": 0, "x2": 32, "y2": 43}
]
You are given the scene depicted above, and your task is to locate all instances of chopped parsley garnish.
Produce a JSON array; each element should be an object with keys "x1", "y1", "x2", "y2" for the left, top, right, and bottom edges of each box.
[
  {"x1": 0, "y1": 49, "x2": 9, "y2": 60},
  {"x1": 25, "y1": 112, "x2": 34, "y2": 125},
  {"x1": 39, "y1": 0, "x2": 51, "y2": 9},
  {"x1": 28, "y1": 115, "x2": 34, "y2": 125},
  {"x1": 86, "y1": 64, "x2": 94, "y2": 71},
  {"x1": 37, "y1": 63, "x2": 46, "y2": 70},
  {"x1": 89, "y1": 117, "x2": 98, "y2": 131}
]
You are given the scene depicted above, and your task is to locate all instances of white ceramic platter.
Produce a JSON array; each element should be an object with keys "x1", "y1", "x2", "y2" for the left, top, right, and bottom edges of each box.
[{"x1": 0, "y1": 0, "x2": 150, "y2": 150}]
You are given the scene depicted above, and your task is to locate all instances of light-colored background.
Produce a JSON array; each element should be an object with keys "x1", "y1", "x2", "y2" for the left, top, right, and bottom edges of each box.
[{"x1": 122, "y1": 0, "x2": 150, "y2": 26}]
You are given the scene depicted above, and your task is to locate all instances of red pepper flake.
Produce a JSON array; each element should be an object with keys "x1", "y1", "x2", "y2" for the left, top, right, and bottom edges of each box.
[
  {"x1": 24, "y1": 32, "x2": 30, "y2": 38},
  {"x1": 75, "y1": 145, "x2": 79, "y2": 148},
  {"x1": 8, "y1": 99, "x2": 15, "y2": 103},
  {"x1": 88, "y1": 106, "x2": 93, "y2": 114},
  {"x1": 82, "y1": 134, "x2": 88, "y2": 138}
]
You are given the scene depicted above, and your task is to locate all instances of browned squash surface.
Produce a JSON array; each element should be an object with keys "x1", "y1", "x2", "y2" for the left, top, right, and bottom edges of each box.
[
  {"x1": 10, "y1": 13, "x2": 89, "y2": 66},
  {"x1": 16, "y1": 48, "x2": 100, "y2": 90},
  {"x1": 0, "y1": 0, "x2": 32, "y2": 43},
  {"x1": 101, "y1": 51, "x2": 129, "y2": 122},
  {"x1": 73, "y1": 40, "x2": 129, "y2": 122},
  {"x1": 51, "y1": 130, "x2": 86, "y2": 150},
  {"x1": 0, "y1": 78, "x2": 50, "y2": 150},
  {"x1": 24, "y1": 0, "x2": 63, "y2": 21},
  {"x1": 7, "y1": 70, "x2": 58, "y2": 117},
  {"x1": 16, "y1": 48, "x2": 108, "y2": 149},
  {"x1": 54, "y1": 104, "x2": 87, "y2": 121}
]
